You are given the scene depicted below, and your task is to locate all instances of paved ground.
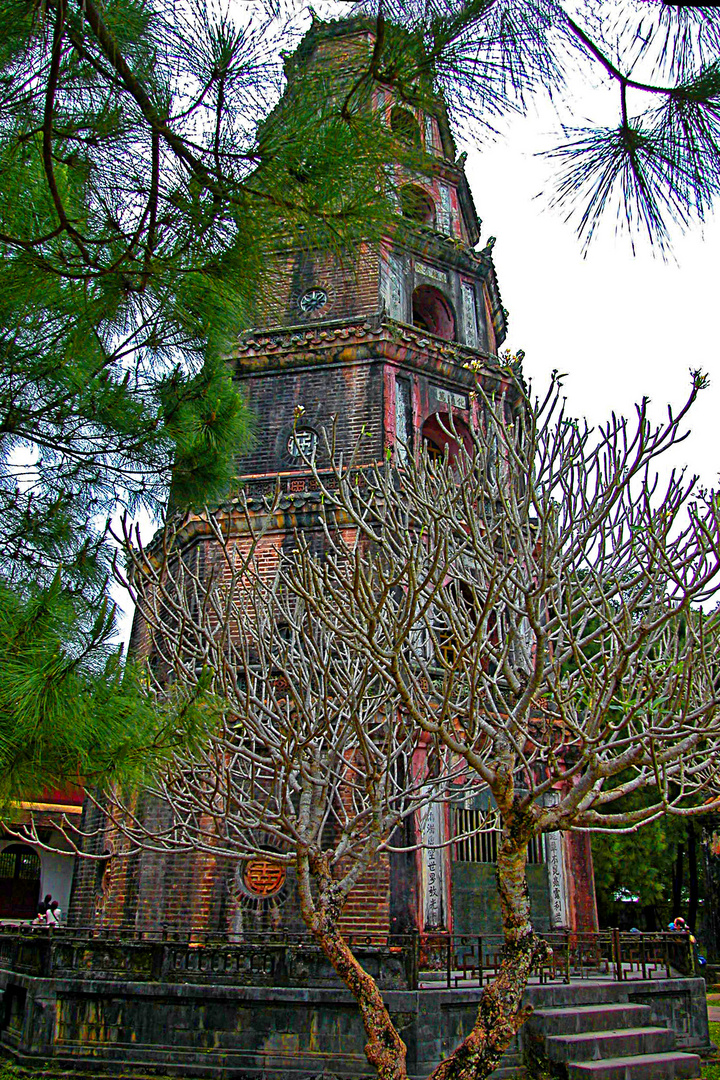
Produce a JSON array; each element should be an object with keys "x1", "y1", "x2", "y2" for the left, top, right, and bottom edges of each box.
[{"x1": 707, "y1": 1006, "x2": 720, "y2": 1021}]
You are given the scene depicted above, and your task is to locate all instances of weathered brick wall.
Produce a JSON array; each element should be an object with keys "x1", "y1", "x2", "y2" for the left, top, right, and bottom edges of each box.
[
  {"x1": 71, "y1": 516, "x2": 399, "y2": 938},
  {"x1": 67, "y1": 797, "x2": 120, "y2": 927},
  {"x1": 339, "y1": 856, "x2": 391, "y2": 937},
  {"x1": 257, "y1": 244, "x2": 380, "y2": 331},
  {"x1": 235, "y1": 356, "x2": 385, "y2": 477},
  {"x1": 71, "y1": 837, "x2": 392, "y2": 938}
]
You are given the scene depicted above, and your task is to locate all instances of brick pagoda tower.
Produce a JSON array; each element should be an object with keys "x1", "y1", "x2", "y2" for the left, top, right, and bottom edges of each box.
[{"x1": 69, "y1": 16, "x2": 598, "y2": 941}]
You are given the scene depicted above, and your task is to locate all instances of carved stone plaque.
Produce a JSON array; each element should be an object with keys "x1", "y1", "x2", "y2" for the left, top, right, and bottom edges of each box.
[{"x1": 243, "y1": 859, "x2": 286, "y2": 897}]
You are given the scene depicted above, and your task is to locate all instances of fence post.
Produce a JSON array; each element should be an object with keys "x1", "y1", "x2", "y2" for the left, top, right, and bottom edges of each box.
[
  {"x1": 613, "y1": 927, "x2": 622, "y2": 981},
  {"x1": 151, "y1": 939, "x2": 164, "y2": 981},
  {"x1": 446, "y1": 936, "x2": 452, "y2": 989},
  {"x1": 43, "y1": 933, "x2": 53, "y2": 978},
  {"x1": 410, "y1": 929, "x2": 419, "y2": 991}
]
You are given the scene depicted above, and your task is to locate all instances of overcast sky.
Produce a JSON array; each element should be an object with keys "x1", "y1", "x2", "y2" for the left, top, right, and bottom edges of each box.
[{"x1": 463, "y1": 97, "x2": 720, "y2": 492}]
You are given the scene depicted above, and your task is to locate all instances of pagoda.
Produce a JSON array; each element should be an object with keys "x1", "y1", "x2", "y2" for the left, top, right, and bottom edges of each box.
[{"x1": 68, "y1": 15, "x2": 598, "y2": 943}]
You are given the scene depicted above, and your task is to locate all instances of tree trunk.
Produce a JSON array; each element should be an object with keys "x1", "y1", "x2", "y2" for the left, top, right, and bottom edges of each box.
[
  {"x1": 672, "y1": 841, "x2": 684, "y2": 917},
  {"x1": 427, "y1": 824, "x2": 549, "y2": 1080},
  {"x1": 641, "y1": 904, "x2": 657, "y2": 932},
  {"x1": 688, "y1": 823, "x2": 699, "y2": 931},
  {"x1": 296, "y1": 849, "x2": 408, "y2": 1080},
  {"x1": 295, "y1": 828, "x2": 547, "y2": 1080}
]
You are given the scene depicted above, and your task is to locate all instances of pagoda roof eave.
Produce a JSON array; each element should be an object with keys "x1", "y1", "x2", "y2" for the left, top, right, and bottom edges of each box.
[{"x1": 232, "y1": 313, "x2": 518, "y2": 389}]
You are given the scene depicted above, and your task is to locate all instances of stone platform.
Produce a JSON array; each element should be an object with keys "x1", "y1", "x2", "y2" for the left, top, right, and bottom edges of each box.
[{"x1": 0, "y1": 970, "x2": 710, "y2": 1079}]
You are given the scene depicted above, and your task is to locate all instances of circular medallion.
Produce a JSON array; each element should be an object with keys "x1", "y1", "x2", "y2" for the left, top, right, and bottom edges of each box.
[
  {"x1": 298, "y1": 288, "x2": 328, "y2": 314},
  {"x1": 287, "y1": 428, "x2": 318, "y2": 459},
  {"x1": 243, "y1": 859, "x2": 286, "y2": 897}
]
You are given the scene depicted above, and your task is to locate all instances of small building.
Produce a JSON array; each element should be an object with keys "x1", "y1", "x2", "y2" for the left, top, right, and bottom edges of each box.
[{"x1": 1, "y1": 786, "x2": 84, "y2": 923}]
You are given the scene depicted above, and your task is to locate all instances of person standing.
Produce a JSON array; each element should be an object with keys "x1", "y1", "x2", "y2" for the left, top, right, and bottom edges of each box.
[
  {"x1": 668, "y1": 915, "x2": 706, "y2": 966},
  {"x1": 45, "y1": 900, "x2": 61, "y2": 926}
]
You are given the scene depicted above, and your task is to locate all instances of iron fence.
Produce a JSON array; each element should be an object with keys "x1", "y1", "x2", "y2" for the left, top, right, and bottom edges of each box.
[
  {"x1": 417, "y1": 929, "x2": 698, "y2": 988},
  {"x1": 0, "y1": 923, "x2": 698, "y2": 991}
]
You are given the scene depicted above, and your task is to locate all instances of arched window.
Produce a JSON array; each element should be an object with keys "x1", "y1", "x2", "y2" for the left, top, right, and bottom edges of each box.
[
  {"x1": 423, "y1": 437, "x2": 443, "y2": 463},
  {"x1": 390, "y1": 106, "x2": 421, "y2": 147},
  {"x1": 0, "y1": 844, "x2": 41, "y2": 919},
  {"x1": 412, "y1": 285, "x2": 455, "y2": 341},
  {"x1": 421, "y1": 414, "x2": 471, "y2": 466},
  {"x1": 400, "y1": 185, "x2": 436, "y2": 227}
]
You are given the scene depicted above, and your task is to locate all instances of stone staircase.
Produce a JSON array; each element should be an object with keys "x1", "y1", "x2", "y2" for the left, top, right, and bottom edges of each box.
[{"x1": 524, "y1": 998, "x2": 701, "y2": 1080}]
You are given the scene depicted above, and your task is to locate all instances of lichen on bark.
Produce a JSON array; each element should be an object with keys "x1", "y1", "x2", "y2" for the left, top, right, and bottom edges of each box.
[{"x1": 295, "y1": 825, "x2": 548, "y2": 1080}]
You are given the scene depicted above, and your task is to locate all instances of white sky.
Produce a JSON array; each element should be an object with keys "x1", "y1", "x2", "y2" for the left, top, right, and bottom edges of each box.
[{"x1": 463, "y1": 98, "x2": 720, "y2": 492}]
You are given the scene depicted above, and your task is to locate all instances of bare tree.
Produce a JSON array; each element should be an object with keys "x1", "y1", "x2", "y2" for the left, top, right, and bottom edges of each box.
[
  {"x1": 111, "y1": 502, "x2": 474, "y2": 1080},
  {"x1": 112, "y1": 369, "x2": 720, "y2": 1080}
]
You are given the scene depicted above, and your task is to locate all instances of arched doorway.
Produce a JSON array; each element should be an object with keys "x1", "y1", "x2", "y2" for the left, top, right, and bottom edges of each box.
[
  {"x1": 412, "y1": 285, "x2": 455, "y2": 340},
  {"x1": 0, "y1": 845, "x2": 41, "y2": 919}
]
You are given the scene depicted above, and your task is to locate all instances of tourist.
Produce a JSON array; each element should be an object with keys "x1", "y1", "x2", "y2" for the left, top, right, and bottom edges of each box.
[
  {"x1": 668, "y1": 916, "x2": 706, "y2": 966},
  {"x1": 46, "y1": 900, "x2": 62, "y2": 927}
]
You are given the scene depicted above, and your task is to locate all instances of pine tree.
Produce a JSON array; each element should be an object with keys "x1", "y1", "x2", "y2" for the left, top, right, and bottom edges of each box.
[
  {"x1": 2, "y1": 0, "x2": 720, "y2": 792},
  {"x1": 0, "y1": 0, "x2": 395, "y2": 794}
]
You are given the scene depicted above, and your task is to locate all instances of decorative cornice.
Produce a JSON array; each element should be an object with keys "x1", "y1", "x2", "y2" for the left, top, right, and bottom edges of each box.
[
  {"x1": 396, "y1": 223, "x2": 490, "y2": 273},
  {"x1": 166, "y1": 492, "x2": 355, "y2": 548},
  {"x1": 234, "y1": 314, "x2": 505, "y2": 384}
]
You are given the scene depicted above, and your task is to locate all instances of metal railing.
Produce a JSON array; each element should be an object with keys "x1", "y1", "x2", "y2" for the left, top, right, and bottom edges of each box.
[
  {"x1": 418, "y1": 929, "x2": 698, "y2": 988},
  {"x1": 0, "y1": 924, "x2": 698, "y2": 991}
]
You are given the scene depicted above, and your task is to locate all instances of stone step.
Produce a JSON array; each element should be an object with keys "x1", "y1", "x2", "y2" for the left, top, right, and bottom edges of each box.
[
  {"x1": 528, "y1": 1003, "x2": 654, "y2": 1035},
  {"x1": 524, "y1": 979, "x2": 698, "y2": 1011},
  {"x1": 546, "y1": 1028, "x2": 675, "y2": 1062},
  {"x1": 566, "y1": 1051, "x2": 701, "y2": 1080},
  {"x1": 525, "y1": 983, "x2": 632, "y2": 1008}
]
